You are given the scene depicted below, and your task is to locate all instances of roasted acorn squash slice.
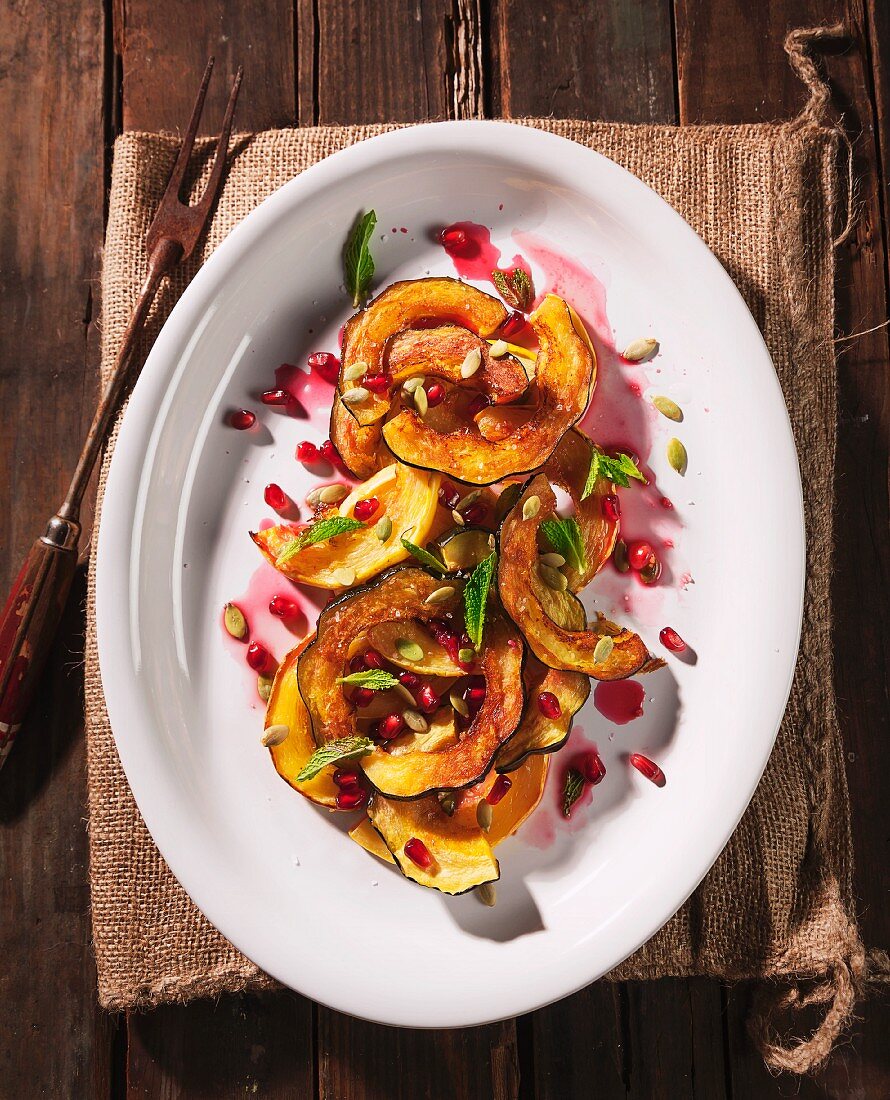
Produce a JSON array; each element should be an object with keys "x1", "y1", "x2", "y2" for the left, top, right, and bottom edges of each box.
[
  {"x1": 496, "y1": 658, "x2": 590, "y2": 773},
  {"x1": 382, "y1": 294, "x2": 596, "y2": 485},
  {"x1": 297, "y1": 566, "x2": 526, "y2": 800},
  {"x1": 251, "y1": 463, "x2": 439, "y2": 589},
  {"x1": 498, "y1": 475, "x2": 661, "y2": 679},
  {"x1": 367, "y1": 793, "x2": 499, "y2": 893},
  {"x1": 544, "y1": 429, "x2": 619, "y2": 592},
  {"x1": 263, "y1": 637, "x2": 338, "y2": 808}
]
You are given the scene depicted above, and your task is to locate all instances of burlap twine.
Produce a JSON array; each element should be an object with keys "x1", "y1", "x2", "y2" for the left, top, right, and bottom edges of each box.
[{"x1": 83, "y1": 26, "x2": 884, "y2": 1075}]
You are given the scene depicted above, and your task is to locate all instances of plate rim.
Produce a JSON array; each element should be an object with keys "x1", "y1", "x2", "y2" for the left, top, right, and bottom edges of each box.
[{"x1": 96, "y1": 118, "x2": 805, "y2": 1026}]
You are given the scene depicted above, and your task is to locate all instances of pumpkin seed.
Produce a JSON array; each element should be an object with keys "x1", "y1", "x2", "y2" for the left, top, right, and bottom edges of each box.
[
  {"x1": 332, "y1": 567, "x2": 356, "y2": 587},
  {"x1": 458, "y1": 647, "x2": 476, "y2": 663},
  {"x1": 540, "y1": 563, "x2": 568, "y2": 591},
  {"x1": 449, "y1": 689, "x2": 470, "y2": 717},
  {"x1": 393, "y1": 683, "x2": 417, "y2": 706},
  {"x1": 439, "y1": 792, "x2": 457, "y2": 816},
  {"x1": 261, "y1": 724, "x2": 289, "y2": 747},
  {"x1": 460, "y1": 348, "x2": 482, "y2": 379},
  {"x1": 413, "y1": 386, "x2": 429, "y2": 417},
  {"x1": 343, "y1": 360, "x2": 368, "y2": 381},
  {"x1": 396, "y1": 638, "x2": 424, "y2": 662},
  {"x1": 667, "y1": 437, "x2": 688, "y2": 474},
  {"x1": 402, "y1": 708, "x2": 428, "y2": 733},
  {"x1": 256, "y1": 674, "x2": 274, "y2": 703},
  {"x1": 375, "y1": 516, "x2": 393, "y2": 541},
  {"x1": 341, "y1": 386, "x2": 370, "y2": 406},
  {"x1": 640, "y1": 557, "x2": 662, "y2": 585},
  {"x1": 489, "y1": 339, "x2": 509, "y2": 358},
  {"x1": 306, "y1": 487, "x2": 323, "y2": 507},
  {"x1": 476, "y1": 799, "x2": 493, "y2": 831},
  {"x1": 319, "y1": 483, "x2": 348, "y2": 504},
  {"x1": 613, "y1": 539, "x2": 630, "y2": 573},
  {"x1": 402, "y1": 375, "x2": 425, "y2": 394},
  {"x1": 451, "y1": 509, "x2": 466, "y2": 526},
  {"x1": 223, "y1": 602, "x2": 248, "y2": 640},
  {"x1": 522, "y1": 494, "x2": 541, "y2": 520},
  {"x1": 456, "y1": 490, "x2": 481, "y2": 513},
  {"x1": 425, "y1": 585, "x2": 456, "y2": 605},
  {"x1": 477, "y1": 881, "x2": 497, "y2": 907},
  {"x1": 652, "y1": 395, "x2": 683, "y2": 422},
  {"x1": 593, "y1": 636, "x2": 614, "y2": 664},
  {"x1": 539, "y1": 552, "x2": 566, "y2": 568},
  {"x1": 622, "y1": 336, "x2": 659, "y2": 362}
]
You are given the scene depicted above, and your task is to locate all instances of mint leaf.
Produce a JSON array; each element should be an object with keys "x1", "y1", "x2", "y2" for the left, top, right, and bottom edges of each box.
[
  {"x1": 400, "y1": 537, "x2": 447, "y2": 574},
  {"x1": 296, "y1": 735, "x2": 376, "y2": 782},
  {"x1": 276, "y1": 516, "x2": 365, "y2": 566},
  {"x1": 463, "y1": 551, "x2": 497, "y2": 649},
  {"x1": 540, "y1": 517, "x2": 587, "y2": 573},
  {"x1": 562, "y1": 767, "x2": 585, "y2": 818},
  {"x1": 491, "y1": 268, "x2": 534, "y2": 311},
  {"x1": 344, "y1": 210, "x2": 377, "y2": 308},
  {"x1": 335, "y1": 669, "x2": 400, "y2": 691},
  {"x1": 582, "y1": 449, "x2": 646, "y2": 499}
]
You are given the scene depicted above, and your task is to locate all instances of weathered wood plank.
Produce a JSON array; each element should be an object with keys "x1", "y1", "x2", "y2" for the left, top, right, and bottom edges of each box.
[
  {"x1": 676, "y1": 0, "x2": 890, "y2": 1091},
  {"x1": 125, "y1": 993, "x2": 315, "y2": 1098},
  {"x1": 119, "y1": 0, "x2": 296, "y2": 132},
  {"x1": 0, "y1": 0, "x2": 113, "y2": 1097}
]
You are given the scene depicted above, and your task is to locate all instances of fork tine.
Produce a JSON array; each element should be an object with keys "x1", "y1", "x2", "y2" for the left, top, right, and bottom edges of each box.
[
  {"x1": 162, "y1": 56, "x2": 215, "y2": 204},
  {"x1": 195, "y1": 65, "x2": 244, "y2": 213}
]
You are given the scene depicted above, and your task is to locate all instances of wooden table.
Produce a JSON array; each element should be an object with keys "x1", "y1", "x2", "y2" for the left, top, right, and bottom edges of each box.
[{"x1": 1, "y1": 2, "x2": 887, "y2": 1096}]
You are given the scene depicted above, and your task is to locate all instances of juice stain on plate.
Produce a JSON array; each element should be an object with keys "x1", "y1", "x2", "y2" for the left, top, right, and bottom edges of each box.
[
  {"x1": 519, "y1": 725, "x2": 605, "y2": 847},
  {"x1": 593, "y1": 679, "x2": 645, "y2": 725},
  {"x1": 439, "y1": 221, "x2": 531, "y2": 289}
]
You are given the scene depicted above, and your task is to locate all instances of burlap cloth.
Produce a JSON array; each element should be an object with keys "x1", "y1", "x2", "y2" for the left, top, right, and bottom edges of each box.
[{"x1": 83, "y1": 28, "x2": 878, "y2": 1075}]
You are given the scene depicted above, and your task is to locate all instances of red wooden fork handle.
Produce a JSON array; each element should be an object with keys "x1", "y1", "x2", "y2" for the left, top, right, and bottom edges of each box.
[{"x1": 0, "y1": 516, "x2": 80, "y2": 763}]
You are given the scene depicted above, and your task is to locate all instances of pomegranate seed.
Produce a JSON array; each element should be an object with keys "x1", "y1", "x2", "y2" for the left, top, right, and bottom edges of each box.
[
  {"x1": 580, "y1": 751, "x2": 606, "y2": 785},
  {"x1": 660, "y1": 626, "x2": 687, "y2": 653},
  {"x1": 417, "y1": 684, "x2": 439, "y2": 713},
  {"x1": 660, "y1": 496, "x2": 674, "y2": 510},
  {"x1": 439, "y1": 225, "x2": 467, "y2": 251},
  {"x1": 426, "y1": 382, "x2": 445, "y2": 407},
  {"x1": 264, "y1": 483, "x2": 288, "y2": 510},
  {"x1": 308, "y1": 351, "x2": 340, "y2": 383},
  {"x1": 363, "y1": 373, "x2": 390, "y2": 394},
  {"x1": 351, "y1": 687, "x2": 375, "y2": 708},
  {"x1": 537, "y1": 691, "x2": 562, "y2": 720},
  {"x1": 297, "y1": 440, "x2": 319, "y2": 463},
  {"x1": 320, "y1": 439, "x2": 337, "y2": 463},
  {"x1": 439, "y1": 482, "x2": 461, "y2": 510},
  {"x1": 462, "y1": 502, "x2": 489, "y2": 526},
  {"x1": 353, "y1": 497, "x2": 380, "y2": 522},
  {"x1": 487, "y1": 774, "x2": 512, "y2": 805},
  {"x1": 398, "y1": 670, "x2": 420, "y2": 689},
  {"x1": 269, "y1": 595, "x2": 298, "y2": 618},
  {"x1": 333, "y1": 769, "x2": 362, "y2": 789},
  {"x1": 507, "y1": 637, "x2": 520, "y2": 650},
  {"x1": 629, "y1": 753, "x2": 665, "y2": 787},
  {"x1": 464, "y1": 681, "x2": 486, "y2": 713},
  {"x1": 229, "y1": 408, "x2": 256, "y2": 430},
  {"x1": 261, "y1": 388, "x2": 292, "y2": 406},
  {"x1": 627, "y1": 540, "x2": 655, "y2": 571},
  {"x1": 404, "y1": 837, "x2": 434, "y2": 870},
  {"x1": 246, "y1": 642, "x2": 275, "y2": 675},
  {"x1": 376, "y1": 713, "x2": 405, "y2": 741},
  {"x1": 602, "y1": 493, "x2": 621, "y2": 522},
  {"x1": 336, "y1": 787, "x2": 369, "y2": 810},
  {"x1": 349, "y1": 654, "x2": 368, "y2": 673},
  {"x1": 500, "y1": 310, "x2": 527, "y2": 336},
  {"x1": 364, "y1": 648, "x2": 385, "y2": 669},
  {"x1": 466, "y1": 393, "x2": 489, "y2": 418}
]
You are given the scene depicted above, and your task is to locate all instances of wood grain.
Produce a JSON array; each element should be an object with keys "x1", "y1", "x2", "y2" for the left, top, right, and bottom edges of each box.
[{"x1": 0, "y1": 0, "x2": 113, "y2": 1097}]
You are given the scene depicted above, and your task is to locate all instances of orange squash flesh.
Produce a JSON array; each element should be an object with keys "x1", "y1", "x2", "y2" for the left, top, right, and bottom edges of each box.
[
  {"x1": 296, "y1": 566, "x2": 526, "y2": 800},
  {"x1": 543, "y1": 429, "x2": 619, "y2": 592},
  {"x1": 498, "y1": 475, "x2": 661, "y2": 679},
  {"x1": 264, "y1": 638, "x2": 338, "y2": 808},
  {"x1": 382, "y1": 294, "x2": 596, "y2": 485},
  {"x1": 251, "y1": 463, "x2": 440, "y2": 590},
  {"x1": 495, "y1": 659, "x2": 590, "y2": 773}
]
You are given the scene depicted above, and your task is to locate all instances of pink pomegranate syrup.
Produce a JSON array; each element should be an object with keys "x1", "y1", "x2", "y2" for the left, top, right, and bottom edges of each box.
[
  {"x1": 520, "y1": 726, "x2": 606, "y2": 848},
  {"x1": 593, "y1": 680, "x2": 645, "y2": 725}
]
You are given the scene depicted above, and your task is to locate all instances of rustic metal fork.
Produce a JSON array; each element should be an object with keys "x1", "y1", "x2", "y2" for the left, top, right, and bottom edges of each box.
[{"x1": 0, "y1": 58, "x2": 242, "y2": 766}]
